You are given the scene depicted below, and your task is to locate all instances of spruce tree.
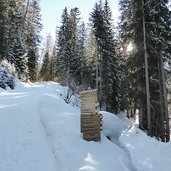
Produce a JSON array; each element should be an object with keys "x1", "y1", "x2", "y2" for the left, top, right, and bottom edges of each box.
[
  {"x1": 57, "y1": 7, "x2": 83, "y2": 86},
  {"x1": 39, "y1": 34, "x2": 54, "y2": 81},
  {"x1": 0, "y1": 61, "x2": 15, "y2": 89},
  {"x1": 0, "y1": 0, "x2": 9, "y2": 60},
  {"x1": 90, "y1": 0, "x2": 120, "y2": 113},
  {"x1": 39, "y1": 52, "x2": 51, "y2": 81},
  {"x1": 118, "y1": 0, "x2": 140, "y2": 119},
  {"x1": 1, "y1": 0, "x2": 42, "y2": 83},
  {"x1": 25, "y1": 0, "x2": 42, "y2": 82},
  {"x1": 13, "y1": 32, "x2": 28, "y2": 81},
  {"x1": 76, "y1": 21, "x2": 87, "y2": 85},
  {"x1": 118, "y1": 0, "x2": 171, "y2": 141},
  {"x1": 56, "y1": 7, "x2": 70, "y2": 85},
  {"x1": 68, "y1": 7, "x2": 81, "y2": 84},
  {"x1": 85, "y1": 31, "x2": 97, "y2": 88}
]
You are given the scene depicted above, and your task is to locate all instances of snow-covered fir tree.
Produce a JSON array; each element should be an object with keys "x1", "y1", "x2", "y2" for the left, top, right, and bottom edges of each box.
[
  {"x1": 118, "y1": 0, "x2": 171, "y2": 142},
  {"x1": 1, "y1": 0, "x2": 42, "y2": 83},
  {"x1": 39, "y1": 51, "x2": 51, "y2": 81},
  {"x1": 75, "y1": 21, "x2": 87, "y2": 85},
  {"x1": 56, "y1": 7, "x2": 70, "y2": 85},
  {"x1": 25, "y1": 0, "x2": 42, "y2": 82},
  {"x1": 56, "y1": 7, "x2": 85, "y2": 86},
  {"x1": 85, "y1": 31, "x2": 97, "y2": 88},
  {"x1": 90, "y1": 0, "x2": 120, "y2": 113},
  {"x1": 0, "y1": 60, "x2": 15, "y2": 89}
]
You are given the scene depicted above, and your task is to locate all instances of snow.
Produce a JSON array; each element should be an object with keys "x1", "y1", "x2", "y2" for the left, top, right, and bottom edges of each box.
[
  {"x1": 120, "y1": 125, "x2": 171, "y2": 171},
  {"x1": 0, "y1": 81, "x2": 171, "y2": 171}
]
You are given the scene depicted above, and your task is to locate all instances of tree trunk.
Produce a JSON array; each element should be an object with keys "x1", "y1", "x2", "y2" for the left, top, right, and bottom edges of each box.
[
  {"x1": 158, "y1": 55, "x2": 165, "y2": 141},
  {"x1": 159, "y1": 51, "x2": 170, "y2": 142},
  {"x1": 142, "y1": 0, "x2": 151, "y2": 135}
]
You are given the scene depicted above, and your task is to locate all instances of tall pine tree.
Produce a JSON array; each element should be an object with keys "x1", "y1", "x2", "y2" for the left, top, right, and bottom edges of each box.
[
  {"x1": 25, "y1": 0, "x2": 42, "y2": 82},
  {"x1": 90, "y1": 0, "x2": 120, "y2": 113},
  {"x1": 118, "y1": 0, "x2": 171, "y2": 141}
]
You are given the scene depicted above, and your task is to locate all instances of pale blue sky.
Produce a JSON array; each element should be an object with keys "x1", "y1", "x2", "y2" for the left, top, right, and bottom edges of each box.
[{"x1": 40, "y1": 0, "x2": 119, "y2": 40}]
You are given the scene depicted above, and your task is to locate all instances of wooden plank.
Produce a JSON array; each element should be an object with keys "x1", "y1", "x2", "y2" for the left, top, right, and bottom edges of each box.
[
  {"x1": 81, "y1": 121, "x2": 100, "y2": 125},
  {"x1": 81, "y1": 125, "x2": 100, "y2": 133},
  {"x1": 80, "y1": 89, "x2": 101, "y2": 141},
  {"x1": 81, "y1": 114, "x2": 100, "y2": 118},
  {"x1": 80, "y1": 95, "x2": 97, "y2": 99},
  {"x1": 81, "y1": 120, "x2": 100, "y2": 124},
  {"x1": 80, "y1": 112, "x2": 94, "y2": 115},
  {"x1": 83, "y1": 132, "x2": 100, "y2": 141},
  {"x1": 81, "y1": 116, "x2": 100, "y2": 120},
  {"x1": 80, "y1": 109, "x2": 93, "y2": 112},
  {"x1": 83, "y1": 134, "x2": 100, "y2": 139},
  {"x1": 80, "y1": 89, "x2": 97, "y2": 94},
  {"x1": 81, "y1": 128, "x2": 101, "y2": 132},
  {"x1": 80, "y1": 103, "x2": 96, "y2": 106},
  {"x1": 81, "y1": 122, "x2": 100, "y2": 127},
  {"x1": 82, "y1": 129, "x2": 101, "y2": 133},
  {"x1": 81, "y1": 125, "x2": 100, "y2": 129},
  {"x1": 80, "y1": 97, "x2": 97, "y2": 101}
]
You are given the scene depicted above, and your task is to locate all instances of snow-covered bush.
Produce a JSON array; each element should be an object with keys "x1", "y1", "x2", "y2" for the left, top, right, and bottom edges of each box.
[
  {"x1": 1, "y1": 59, "x2": 16, "y2": 76},
  {"x1": 0, "y1": 60, "x2": 15, "y2": 90},
  {"x1": 61, "y1": 84, "x2": 81, "y2": 107},
  {"x1": 63, "y1": 85, "x2": 75, "y2": 104}
]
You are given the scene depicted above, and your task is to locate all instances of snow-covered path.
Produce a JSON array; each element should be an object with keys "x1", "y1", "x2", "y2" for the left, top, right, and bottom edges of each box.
[
  {"x1": 1, "y1": 81, "x2": 171, "y2": 171},
  {"x1": 0, "y1": 85, "x2": 57, "y2": 171},
  {"x1": 0, "y1": 82, "x2": 136, "y2": 171}
]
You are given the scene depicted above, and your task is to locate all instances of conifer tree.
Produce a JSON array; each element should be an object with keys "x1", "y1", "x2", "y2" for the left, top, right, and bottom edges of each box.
[
  {"x1": 39, "y1": 34, "x2": 54, "y2": 81},
  {"x1": 119, "y1": 0, "x2": 171, "y2": 141},
  {"x1": 13, "y1": 32, "x2": 28, "y2": 81},
  {"x1": 56, "y1": 7, "x2": 83, "y2": 86},
  {"x1": 76, "y1": 21, "x2": 87, "y2": 84},
  {"x1": 39, "y1": 52, "x2": 51, "y2": 81},
  {"x1": 0, "y1": 0, "x2": 8, "y2": 60},
  {"x1": 90, "y1": 0, "x2": 120, "y2": 113},
  {"x1": 25, "y1": 0, "x2": 42, "y2": 82},
  {"x1": 85, "y1": 31, "x2": 97, "y2": 88},
  {"x1": 57, "y1": 7, "x2": 70, "y2": 84},
  {"x1": 0, "y1": 0, "x2": 42, "y2": 82},
  {"x1": 68, "y1": 7, "x2": 81, "y2": 84},
  {"x1": 0, "y1": 60, "x2": 15, "y2": 89}
]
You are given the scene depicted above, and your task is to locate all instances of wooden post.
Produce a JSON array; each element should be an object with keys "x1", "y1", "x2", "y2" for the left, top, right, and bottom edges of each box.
[{"x1": 80, "y1": 89, "x2": 101, "y2": 141}]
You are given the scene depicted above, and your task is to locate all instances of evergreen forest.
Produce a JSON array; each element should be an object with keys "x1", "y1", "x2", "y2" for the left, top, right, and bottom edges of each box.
[{"x1": 0, "y1": 0, "x2": 171, "y2": 142}]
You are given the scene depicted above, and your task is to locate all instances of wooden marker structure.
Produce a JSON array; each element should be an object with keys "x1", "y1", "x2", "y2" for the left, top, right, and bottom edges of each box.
[{"x1": 80, "y1": 89, "x2": 101, "y2": 141}]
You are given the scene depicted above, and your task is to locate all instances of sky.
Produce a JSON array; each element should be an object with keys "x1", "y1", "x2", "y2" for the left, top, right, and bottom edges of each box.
[{"x1": 40, "y1": 0, "x2": 119, "y2": 41}]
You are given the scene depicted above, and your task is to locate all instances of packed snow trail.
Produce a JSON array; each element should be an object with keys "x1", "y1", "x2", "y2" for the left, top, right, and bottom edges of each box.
[
  {"x1": 2, "y1": 82, "x2": 170, "y2": 171},
  {"x1": 0, "y1": 84, "x2": 57, "y2": 171},
  {"x1": 0, "y1": 82, "x2": 137, "y2": 171}
]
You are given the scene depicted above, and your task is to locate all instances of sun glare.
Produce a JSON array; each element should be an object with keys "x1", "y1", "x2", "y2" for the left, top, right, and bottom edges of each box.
[{"x1": 126, "y1": 42, "x2": 134, "y2": 52}]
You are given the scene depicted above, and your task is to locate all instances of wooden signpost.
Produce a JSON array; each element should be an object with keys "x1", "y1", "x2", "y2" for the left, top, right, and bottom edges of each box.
[{"x1": 80, "y1": 89, "x2": 101, "y2": 141}]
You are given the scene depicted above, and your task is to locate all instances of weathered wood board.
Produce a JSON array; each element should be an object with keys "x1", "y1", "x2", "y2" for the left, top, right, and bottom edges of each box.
[
  {"x1": 80, "y1": 89, "x2": 101, "y2": 141},
  {"x1": 80, "y1": 89, "x2": 98, "y2": 114},
  {"x1": 81, "y1": 114, "x2": 101, "y2": 132}
]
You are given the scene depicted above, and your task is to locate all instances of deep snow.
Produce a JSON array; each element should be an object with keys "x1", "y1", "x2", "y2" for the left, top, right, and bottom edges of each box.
[{"x1": 0, "y1": 81, "x2": 171, "y2": 171}]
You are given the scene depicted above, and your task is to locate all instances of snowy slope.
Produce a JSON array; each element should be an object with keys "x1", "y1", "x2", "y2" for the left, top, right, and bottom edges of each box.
[
  {"x1": 120, "y1": 124, "x2": 171, "y2": 171},
  {"x1": 0, "y1": 81, "x2": 171, "y2": 171}
]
